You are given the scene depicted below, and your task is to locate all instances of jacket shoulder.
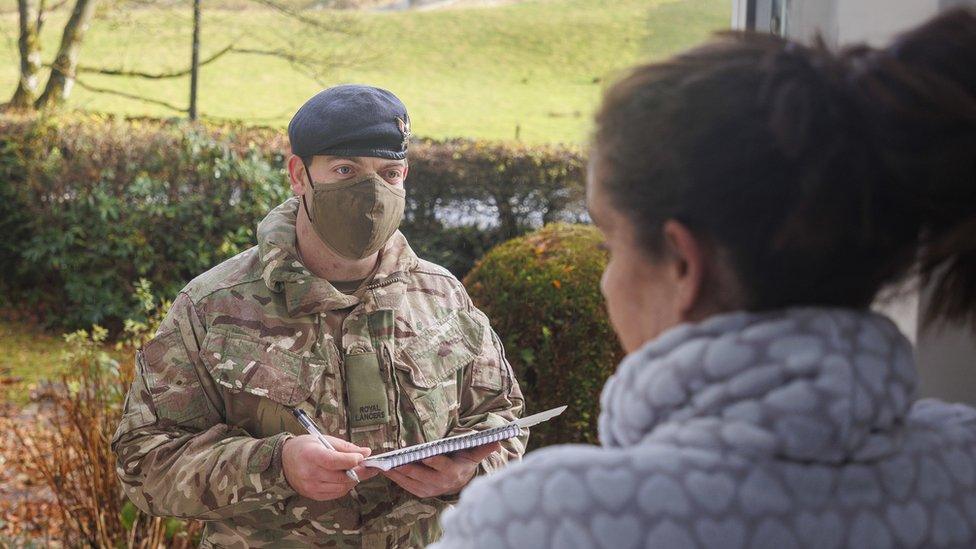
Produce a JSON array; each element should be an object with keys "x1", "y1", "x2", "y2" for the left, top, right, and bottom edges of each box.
[
  {"x1": 181, "y1": 247, "x2": 265, "y2": 304},
  {"x1": 412, "y1": 258, "x2": 461, "y2": 283},
  {"x1": 404, "y1": 258, "x2": 473, "y2": 310}
]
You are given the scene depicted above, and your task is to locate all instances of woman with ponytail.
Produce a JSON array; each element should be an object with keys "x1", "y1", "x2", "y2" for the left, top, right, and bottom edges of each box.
[{"x1": 432, "y1": 9, "x2": 976, "y2": 549}]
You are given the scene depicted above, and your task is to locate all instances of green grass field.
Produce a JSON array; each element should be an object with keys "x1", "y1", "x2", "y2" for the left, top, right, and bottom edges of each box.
[
  {"x1": 0, "y1": 320, "x2": 67, "y2": 404},
  {"x1": 0, "y1": 0, "x2": 729, "y2": 143}
]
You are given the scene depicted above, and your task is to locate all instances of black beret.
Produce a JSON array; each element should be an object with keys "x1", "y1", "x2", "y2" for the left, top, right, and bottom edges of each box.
[{"x1": 288, "y1": 84, "x2": 410, "y2": 160}]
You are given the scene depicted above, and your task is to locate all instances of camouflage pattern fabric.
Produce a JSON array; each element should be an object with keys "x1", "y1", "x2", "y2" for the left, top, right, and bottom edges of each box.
[{"x1": 112, "y1": 196, "x2": 526, "y2": 548}]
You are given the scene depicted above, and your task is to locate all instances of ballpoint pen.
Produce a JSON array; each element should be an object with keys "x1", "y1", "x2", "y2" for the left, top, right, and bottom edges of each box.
[{"x1": 291, "y1": 407, "x2": 361, "y2": 483}]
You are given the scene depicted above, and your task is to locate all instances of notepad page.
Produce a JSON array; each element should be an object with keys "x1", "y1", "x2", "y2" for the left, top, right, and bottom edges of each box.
[
  {"x1": 361, "y1": 406, "x2": 568, "y2": 471},
  {"x1": 364, "y1": 424, "x2": 522, "y2": 470}
]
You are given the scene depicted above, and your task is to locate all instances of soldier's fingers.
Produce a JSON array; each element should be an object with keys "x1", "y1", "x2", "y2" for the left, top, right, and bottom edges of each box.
[
  {"x1": 421, "y1": 455, "x2": 457, "y2": 472},
  {"x1": 457, "y1": 442, "x2": 501, "y2": 464},
  {"x1": 312, "y1": 468, "x2": 361, "y2": 485},
  {"x1": 307, "y1": 446, "x2": 365, "y2": 471},
  {"x1": 384, "y1": 467, "x2": 422, "y2": 486},
  {"x1": 325, "y1": 435, "x2": 372, "y2": 457},
  {"x1": 352, "y1": 464, "x2": 380, "y2": 481},
  {"x1": 384, "y1": 469, "x2": 432, "y2": 498},
  {"x1": 391, "y1": 462, "x2": 442, "y2": 485}
]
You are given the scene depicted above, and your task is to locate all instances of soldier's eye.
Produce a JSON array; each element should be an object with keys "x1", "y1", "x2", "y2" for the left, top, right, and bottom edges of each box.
[{"x1": 336, "y1": 166, "x2": 353, "y2": 175}]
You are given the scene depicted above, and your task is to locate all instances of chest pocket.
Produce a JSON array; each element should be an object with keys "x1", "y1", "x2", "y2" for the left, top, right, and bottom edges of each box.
[
  {"x1": 200, "y1": 327, "x2": 337, "y2": 438},
  {"x1": 394, "y1": 310, "x2": 483, "y2": 442}
]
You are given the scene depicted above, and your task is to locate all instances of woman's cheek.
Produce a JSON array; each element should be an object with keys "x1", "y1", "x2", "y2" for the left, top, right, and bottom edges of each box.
[{"x1": 602, "y1": 259, "x2": 634, "y2": 351}]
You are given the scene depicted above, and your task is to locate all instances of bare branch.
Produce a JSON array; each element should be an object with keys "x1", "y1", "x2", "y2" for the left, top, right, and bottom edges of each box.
[
  {"x1": 35, "y1": 0, "x2": 46, "y2": 33},
  {"x1": 67, "y1": 44, "x2": 234, "y2": 79},
  {"x1": 73, "y1": 78, "x2": 187, "y2": 113},
  {"x1": 230, "y1": 46, "x2": 318, "y2": 66},
  {"x1": 46, "y1": 40, "x2": 351, "y2": 88},
  {"x1": 36, "y1": 0, "x2": 69, "y2": 33},
  {"x1": 231, "y1": 46, "x2": 351, "y2": 87}
]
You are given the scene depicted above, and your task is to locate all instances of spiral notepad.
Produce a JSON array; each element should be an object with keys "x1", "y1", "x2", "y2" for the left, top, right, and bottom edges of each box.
[{"x1": 362, "y1": 406, "x2": 567, "y2": 471}]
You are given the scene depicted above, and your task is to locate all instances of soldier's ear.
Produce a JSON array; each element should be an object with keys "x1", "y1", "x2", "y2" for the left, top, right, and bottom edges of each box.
[{"x1": 287, "y1": 155, "x2": 309, "y2": 196}]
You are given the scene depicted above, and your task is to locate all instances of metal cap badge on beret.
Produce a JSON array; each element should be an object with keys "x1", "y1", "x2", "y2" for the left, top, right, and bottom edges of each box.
[{"x1": 288, "y1": 84, "x2": 411, "y2": 161}]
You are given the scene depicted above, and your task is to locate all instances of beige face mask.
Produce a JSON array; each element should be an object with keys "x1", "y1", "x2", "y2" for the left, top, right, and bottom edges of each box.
[{"x1": 302, "y1": 169, "x2": 406, "y2": 260}]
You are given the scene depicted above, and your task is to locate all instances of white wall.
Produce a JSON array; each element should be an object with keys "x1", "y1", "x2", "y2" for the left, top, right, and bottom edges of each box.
[
  {"x1": 731, "y1": 0, "x2": 749, "y2": 30},
  {"x1": 834, "y1": 0, "x2": 940, "y2": 46},
  {"x1": 786, "y1": 0, "x2": 839, "y2": 45},
  {"x1": 732, "y1": 0, "x2": 971, "y2": 46}
]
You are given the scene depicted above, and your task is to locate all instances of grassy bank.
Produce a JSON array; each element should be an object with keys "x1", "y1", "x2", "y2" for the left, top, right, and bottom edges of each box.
[
  {"x1": 0, "y1": 320, "x2": 66, "y2": 404},
  {"x1": 0, "y1": 0, "x2": 729, "y2": 143}
]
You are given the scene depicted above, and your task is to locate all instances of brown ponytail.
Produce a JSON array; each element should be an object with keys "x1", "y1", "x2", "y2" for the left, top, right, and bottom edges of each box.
[{"x1": 593, "y1": 8, "x2": 976, "y2": 327}]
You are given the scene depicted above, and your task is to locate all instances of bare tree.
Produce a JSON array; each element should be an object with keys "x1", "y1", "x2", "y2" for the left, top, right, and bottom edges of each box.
[
  {"x1": 188, "y1": 0, "x2": 201, "y2": 120},
  {"x1": 77, "y1": 0, "x2": 366, "y2": 119},
  {"x1": 34, "y1": 0, "x2": 98, "y2": 109},
  {"x1": 5, "y1": 0, "x2": 98, "y2": 111},
  {"x1": 5, "y1": 0, "x2": 368, "y2": 120},
  {"x1": 5, "y1": 0, "x2": 366, "y2": 118},
  {"x1": 9, "y1": 0, "x2": 44, "y2": 109}
]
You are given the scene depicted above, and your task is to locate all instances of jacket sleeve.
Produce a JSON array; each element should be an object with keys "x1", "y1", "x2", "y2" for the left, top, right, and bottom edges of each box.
[
  {"x1": 111, "y1": 292, "x2": 296, "y2": 520},
  {"x1": 452, "y1": 300, "x2": 527, "y2": 475}
]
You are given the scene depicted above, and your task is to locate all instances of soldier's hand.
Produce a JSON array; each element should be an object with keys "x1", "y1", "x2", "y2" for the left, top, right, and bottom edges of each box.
[
  {"x1": 282, "y1": 435, "x2": 379, "y2": 501},
  {"x1": 382, "y1": 441, "x2": 501, "y2": 498}
]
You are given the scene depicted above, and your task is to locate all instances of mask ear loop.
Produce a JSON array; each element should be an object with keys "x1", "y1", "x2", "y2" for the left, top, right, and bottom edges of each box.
[{"x1": 300, "y1": 159, "x2": 315, "y2": 222}]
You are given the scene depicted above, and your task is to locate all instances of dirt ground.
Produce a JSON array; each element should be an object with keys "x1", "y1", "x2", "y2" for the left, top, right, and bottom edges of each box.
[{"x1": 0, "y1": 399, "x2": 63, "y2": 547}]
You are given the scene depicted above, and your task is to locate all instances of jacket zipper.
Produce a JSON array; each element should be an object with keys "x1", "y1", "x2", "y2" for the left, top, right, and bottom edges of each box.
[{"x1": 366, "y1": 274, "x2": 404, "y2": 290}]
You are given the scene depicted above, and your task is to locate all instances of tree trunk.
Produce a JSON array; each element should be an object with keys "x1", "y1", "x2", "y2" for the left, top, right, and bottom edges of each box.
[
  {"x1": 34, "y1": 0, "x2": 98, "y2": 110},
  {"x1": 8, "y1": 0, "x2": 43, "y2": 110},
  {"x1": 188, "y1": 0, "x2": 201, "y2": 120}
]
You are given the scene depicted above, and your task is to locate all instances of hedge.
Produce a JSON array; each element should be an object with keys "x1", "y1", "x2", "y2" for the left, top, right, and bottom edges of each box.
[
  {"x1": 0, "y1": 113, "x2": 585, "y2": 330},
  {"x1": 464, "y1": 223, "x2": 623, "y2": 448}
]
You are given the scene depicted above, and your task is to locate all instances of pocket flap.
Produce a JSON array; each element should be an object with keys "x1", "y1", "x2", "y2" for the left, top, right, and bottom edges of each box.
[
  {"x1": 396, "y1": 310, "x2": 484, "y2": 388},
  {"x1": 201, "y1": 327, "x2": 324, "y2": 407}
]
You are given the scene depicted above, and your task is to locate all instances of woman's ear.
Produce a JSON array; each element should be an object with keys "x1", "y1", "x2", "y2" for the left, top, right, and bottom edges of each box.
[
  {"x1": 287, "y1": 155, "x2": 309, "y2": 196},
  {"x1": 662, "y1": 219, "x2": 705, "y2": 319}
]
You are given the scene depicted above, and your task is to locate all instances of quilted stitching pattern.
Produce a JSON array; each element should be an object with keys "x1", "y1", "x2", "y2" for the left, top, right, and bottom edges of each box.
[{"x1": 433, "y1": 308, "x2": 976, "y2": 549}]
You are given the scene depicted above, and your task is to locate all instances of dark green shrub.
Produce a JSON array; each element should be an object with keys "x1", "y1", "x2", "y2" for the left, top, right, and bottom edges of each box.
[
  {"x1": 0, "y1": 113, "x2": 585, "y2": 330},
  {"x1": 0, "y1": 114, "x2": 289, "y2": 330},
  {"x1": 464, "y1": 223, "x2": 623, "y2": 449},
  {"x1": 402, "y1": 138, "x2": 587, "y2": 275}
]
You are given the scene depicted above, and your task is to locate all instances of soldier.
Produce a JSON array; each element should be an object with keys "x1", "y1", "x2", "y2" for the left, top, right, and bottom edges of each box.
[{"x1": 112, "y1": 85, "x2": 526, "y2": 548}]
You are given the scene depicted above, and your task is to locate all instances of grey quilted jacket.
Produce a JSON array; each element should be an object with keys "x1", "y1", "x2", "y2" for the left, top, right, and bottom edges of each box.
[{"x1": 432, "y1": 308, "x2": 976, "y2": 548}]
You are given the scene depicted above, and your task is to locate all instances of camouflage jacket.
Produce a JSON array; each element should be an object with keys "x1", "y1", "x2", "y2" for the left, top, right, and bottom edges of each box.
[{"x1": 112, "y1": 197, "x2": 526, "y2": 548}]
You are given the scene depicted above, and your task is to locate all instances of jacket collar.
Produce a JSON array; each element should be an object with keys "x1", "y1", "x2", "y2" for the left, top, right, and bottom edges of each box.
[
  {"x1": 598, "y1": 307, "x2": 917, "y2": 464},
  {"x1": 256, "y1": 196, "x2": 418, "y2": 316}
]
